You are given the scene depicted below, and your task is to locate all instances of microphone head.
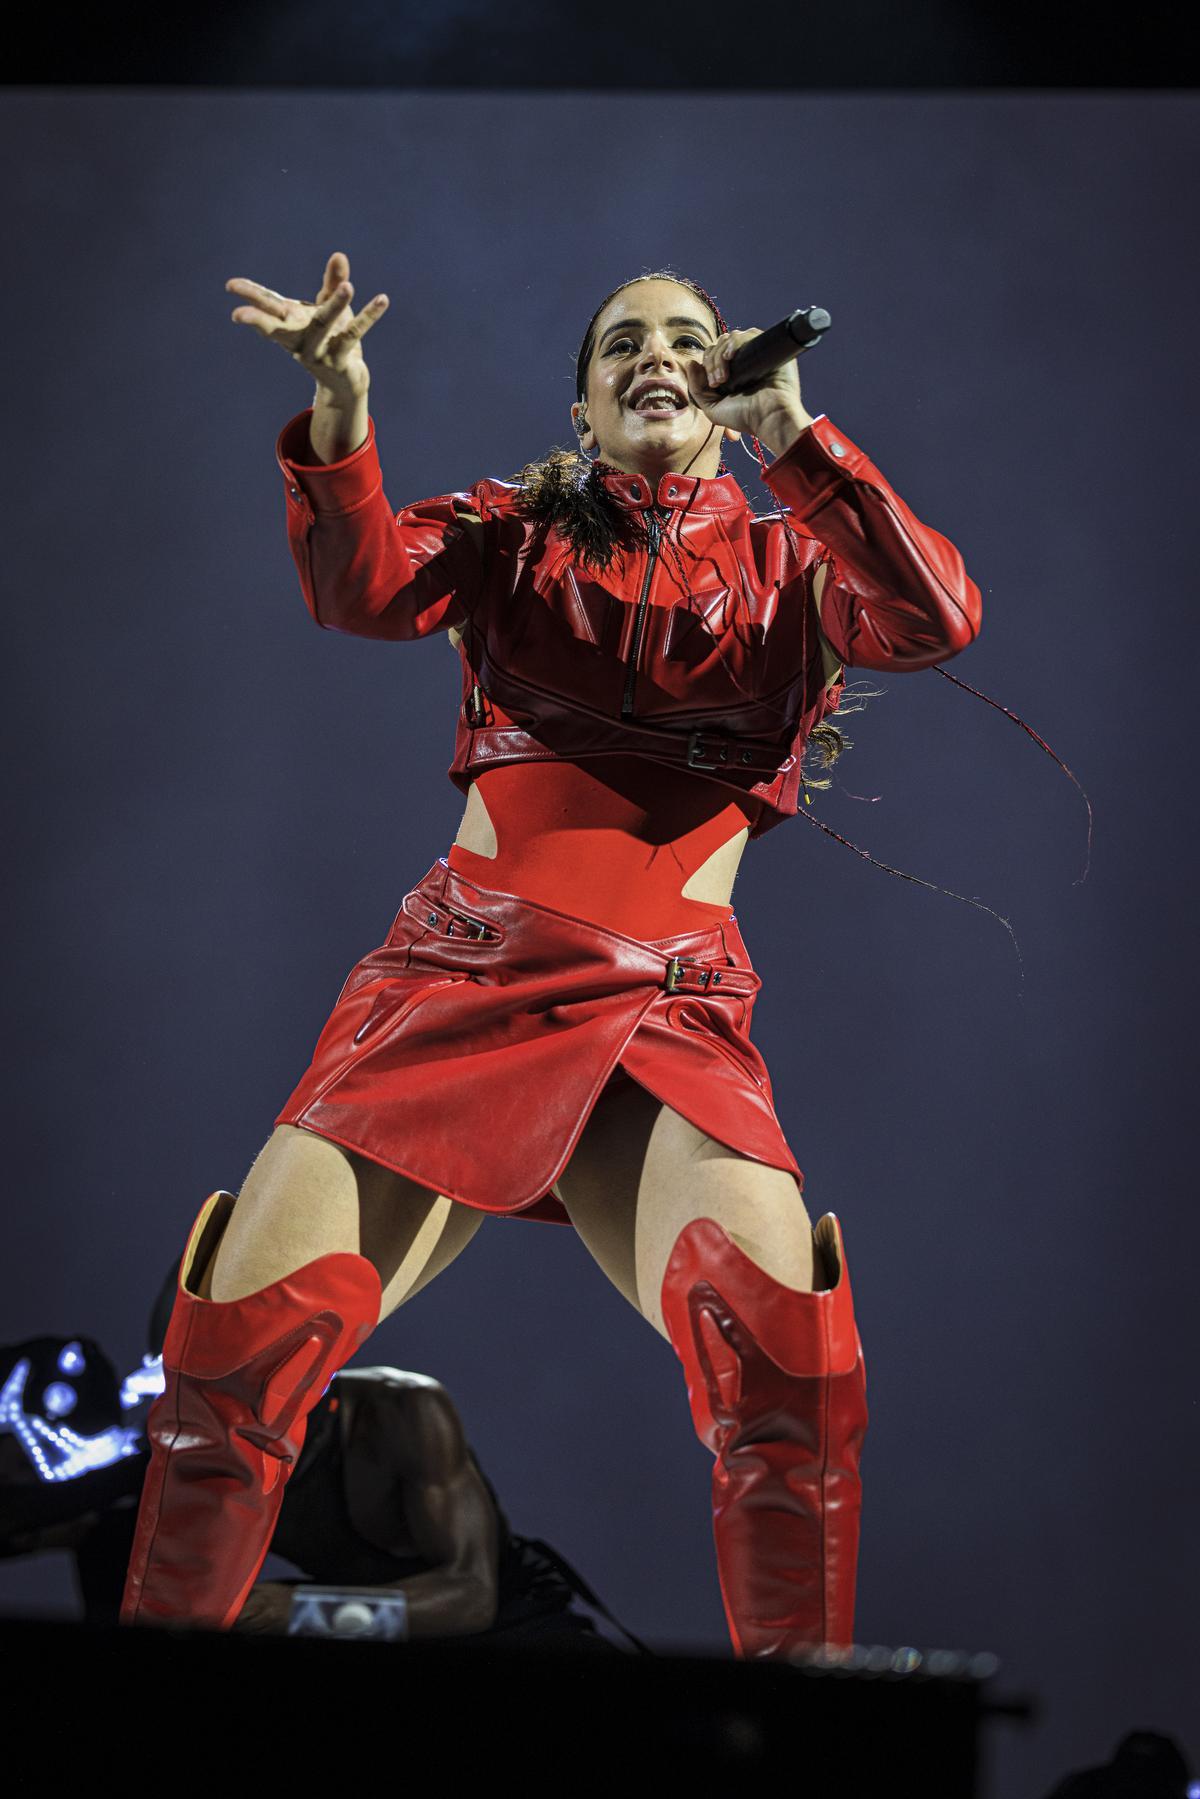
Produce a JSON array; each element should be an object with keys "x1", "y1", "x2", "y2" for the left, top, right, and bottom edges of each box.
[{"x1": 786, "y1": 306, "x2": 832, "y2": 350}]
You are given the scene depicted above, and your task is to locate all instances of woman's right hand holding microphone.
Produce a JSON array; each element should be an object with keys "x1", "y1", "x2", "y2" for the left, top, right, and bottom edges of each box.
[{"x1": 226, "y1": 250, "x2": 388, "y2": 463}]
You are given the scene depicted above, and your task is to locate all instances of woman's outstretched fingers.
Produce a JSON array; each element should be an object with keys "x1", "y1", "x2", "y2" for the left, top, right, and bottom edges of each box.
[
  {"x1": 318, "y1": 250, "x2": 350, "y2": 303},
  {"x1": 351, "y1": 293, "x2": 390, "y2": 331},
  {"x1": 313, "y1": 282, "x2": 354, "y2": 323},
  {"x1": 227, "y1": 275, "x2": 355, "y2": 349},
  {"x1": 325, "y1": 292, "x2": 390, "y2": 357},
  {"x1": 225, "y1": 260, "x2": 387, "y2": 401},
  {"x1": 225, "y1": 276, "x2": 314, "y2": 337}
]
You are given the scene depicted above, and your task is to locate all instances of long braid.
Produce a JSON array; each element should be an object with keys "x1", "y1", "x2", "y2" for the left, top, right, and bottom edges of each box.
[
  {"x1": 714, "y1": 296, "x2": 1090, "y2": 977},
  {"x1": 927, "y1": 664, "x2": 1093, "y2": 886}
]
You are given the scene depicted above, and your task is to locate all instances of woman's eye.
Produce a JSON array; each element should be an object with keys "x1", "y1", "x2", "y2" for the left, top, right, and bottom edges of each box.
[{"x1": 604, "y1": 335, "x2": 705, "y2": 355}]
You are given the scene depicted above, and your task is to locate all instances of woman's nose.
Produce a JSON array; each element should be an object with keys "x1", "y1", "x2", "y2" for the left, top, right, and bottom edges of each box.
[{"x1": 638, "y1": 336, "x2": 677, "y2": 369}]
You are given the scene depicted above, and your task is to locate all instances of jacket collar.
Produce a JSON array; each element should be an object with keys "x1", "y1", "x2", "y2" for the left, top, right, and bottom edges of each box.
[{"x1": 595, "y1": 462, "x2": 748, "y2": 517}]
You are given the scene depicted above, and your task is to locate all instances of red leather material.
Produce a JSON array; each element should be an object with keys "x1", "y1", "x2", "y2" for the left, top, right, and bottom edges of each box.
[
  {"x1": 659, "y1": 1212, "x2": 868, "y2": 1658},
  {"x1": 274, "y1": 408, "x2": 980, "y2": 838},
  {"x1": 120, "y1": 1191, "x2": 382, "y2": 1631},
  {"x1": 761, "y1": 417, "x2": 982, "y2": 671},
  {"x1": 274, "y1": 857, "x2": 803, "y2": 1223}
]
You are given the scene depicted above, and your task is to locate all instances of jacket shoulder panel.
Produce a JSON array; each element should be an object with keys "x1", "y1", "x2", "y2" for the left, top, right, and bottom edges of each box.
[{"x1": 457, "y1": 476, "x2": 528, "y2": 519}]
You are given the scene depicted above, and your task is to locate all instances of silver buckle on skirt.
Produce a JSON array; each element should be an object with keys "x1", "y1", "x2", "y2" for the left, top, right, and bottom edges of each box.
[{"x1": 664, "y1": 956, "x2": 723, "y2": 994}]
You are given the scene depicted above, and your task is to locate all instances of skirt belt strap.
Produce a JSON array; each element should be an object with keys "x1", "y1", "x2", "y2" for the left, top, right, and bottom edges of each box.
[{"x1": 664, "y1": 956, "x2": 757, "y2": 996}]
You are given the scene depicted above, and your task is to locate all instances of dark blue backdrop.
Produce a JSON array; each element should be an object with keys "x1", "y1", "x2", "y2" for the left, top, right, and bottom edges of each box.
[{"x1": 1, "y1": 90, "x2": 1195, "y2": 1796}]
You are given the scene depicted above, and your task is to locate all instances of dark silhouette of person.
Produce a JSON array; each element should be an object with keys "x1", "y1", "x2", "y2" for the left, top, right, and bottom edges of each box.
[
  {"x1": 1041, "y1": 1730, "x2": 1193, "y2": 1798},
  {"x1": 0, "y1": 1259, "x2": 647, "y2": 1652}
]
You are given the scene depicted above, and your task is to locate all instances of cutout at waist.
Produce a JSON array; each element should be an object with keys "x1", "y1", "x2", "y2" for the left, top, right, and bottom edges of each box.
[{"x1": 448, "y1": 756, "x2": 759, "y2": 939}]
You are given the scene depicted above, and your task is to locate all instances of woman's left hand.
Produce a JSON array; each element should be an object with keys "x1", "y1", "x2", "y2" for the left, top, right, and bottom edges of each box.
[{"x1": 686, "y1": 328, "x2": 814, "y2": 450}]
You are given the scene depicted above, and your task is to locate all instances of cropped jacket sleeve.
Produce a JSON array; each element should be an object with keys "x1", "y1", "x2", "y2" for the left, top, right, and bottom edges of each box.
[
  {"x1": 274, "y1": 408, "x2": 488, "y2": 640},
  {"x1": 760, "y1": 415, "x2": 982, "y2": 671}
]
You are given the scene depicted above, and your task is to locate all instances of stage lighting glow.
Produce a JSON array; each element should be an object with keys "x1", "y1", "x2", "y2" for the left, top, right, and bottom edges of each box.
[
  {"x1": 120, "y1": 1353, "x2": 165, "y2": 1409},
  {"x1": 42, "y1": 1382, "x2": 77, "y2": 1419},
  {"x1": 57, "y1": 1341, "x2": 85, "y2": 1375},
  {"x1": 0, "y1": 1358, "x2": 143, "y2": 1482}
]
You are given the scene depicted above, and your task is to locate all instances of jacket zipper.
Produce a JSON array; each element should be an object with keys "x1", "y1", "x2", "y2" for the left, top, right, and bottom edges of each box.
[{"x1": 621, "y1": 508, "x2": 663, "y2": 717}]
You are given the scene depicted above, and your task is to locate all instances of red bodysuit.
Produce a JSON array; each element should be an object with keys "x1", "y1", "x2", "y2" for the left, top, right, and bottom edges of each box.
[{"x1": 447, "y1": 755, "x2": 761, "y2": 940}]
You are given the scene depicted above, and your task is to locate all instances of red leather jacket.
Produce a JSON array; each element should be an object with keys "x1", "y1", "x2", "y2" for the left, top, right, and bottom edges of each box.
[{"x1": 275, "y1": 409, "x2": 981, "y2": 837}]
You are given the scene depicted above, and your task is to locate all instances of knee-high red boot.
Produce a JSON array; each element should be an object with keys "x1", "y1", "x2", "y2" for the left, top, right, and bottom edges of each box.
[
  {"x1": 120, "y1": 1190, "x2": 382, "y2": 1631},
  {"x1": 659, "y1": 1211, "x2": 868, "y2": 1660}
]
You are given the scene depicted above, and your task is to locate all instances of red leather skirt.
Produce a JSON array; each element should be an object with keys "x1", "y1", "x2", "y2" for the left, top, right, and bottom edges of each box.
[{"x1": 274, "y1": 858, "x2": 803, "y2": 1226}]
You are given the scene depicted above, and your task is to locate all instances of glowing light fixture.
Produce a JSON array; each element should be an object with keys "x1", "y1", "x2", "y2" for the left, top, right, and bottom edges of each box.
[{"x1": 0, "y1": 1359, "x2": 143, "y2": 1483}]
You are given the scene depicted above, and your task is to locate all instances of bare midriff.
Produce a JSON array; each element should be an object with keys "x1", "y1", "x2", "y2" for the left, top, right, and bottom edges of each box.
[{"x1": 446, "y1": 754, "x2": 759, "y2": 940}]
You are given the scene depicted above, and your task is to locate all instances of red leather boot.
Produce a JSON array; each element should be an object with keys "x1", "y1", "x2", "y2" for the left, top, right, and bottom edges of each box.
[
  {"x1": 120, "y1": 1189, "x2": 382, "y2": 1631},
  {"x1": 660, "y1": 1211, "x2": 868, "y2": 1660}
]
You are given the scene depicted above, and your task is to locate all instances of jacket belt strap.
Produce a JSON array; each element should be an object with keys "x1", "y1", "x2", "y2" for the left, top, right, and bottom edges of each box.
[
  {"x1": 462, "y1": 722, "x2": 790, "y2": 780},
  {"x1": 684, "y1": 727, "x2": 789, "y2": 774}
]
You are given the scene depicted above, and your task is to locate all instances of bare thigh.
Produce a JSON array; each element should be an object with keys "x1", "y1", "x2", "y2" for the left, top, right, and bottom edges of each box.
[
  {"x1": 554, "y1": 1076, "x2": 818, "y2": 1342},
  {"x1": 196, "y1": 1124, "x2": 486, "y2": 1324}
]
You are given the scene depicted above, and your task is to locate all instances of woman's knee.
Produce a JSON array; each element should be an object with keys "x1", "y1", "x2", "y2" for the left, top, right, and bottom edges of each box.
[
  {"x1": 648, "y1": 1119, "x2": 814, "y2": 1312},
  {"x1": 558, "y1": 1089, "x2": 818, "y2": 1341}
]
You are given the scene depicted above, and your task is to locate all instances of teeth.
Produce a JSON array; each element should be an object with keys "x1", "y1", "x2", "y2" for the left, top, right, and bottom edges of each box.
[{"x1": 633, "y1": 388, "x2": 684, "y2": 413}]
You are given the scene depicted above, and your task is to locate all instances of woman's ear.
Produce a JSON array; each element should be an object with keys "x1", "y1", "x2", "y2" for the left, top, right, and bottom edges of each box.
[{"x1": 572, "y1": 403, "x2": 595, "y2": 452}]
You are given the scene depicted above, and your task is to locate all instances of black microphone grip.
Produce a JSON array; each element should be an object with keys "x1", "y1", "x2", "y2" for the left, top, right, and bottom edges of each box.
[{"x1": 718, "y1": 306, "x2": 831, "y2": 399}]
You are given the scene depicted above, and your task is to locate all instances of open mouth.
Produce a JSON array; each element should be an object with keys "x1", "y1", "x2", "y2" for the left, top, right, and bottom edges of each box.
[{"x1": 627, "y1": 387, "x2": 689, "y2": 417}]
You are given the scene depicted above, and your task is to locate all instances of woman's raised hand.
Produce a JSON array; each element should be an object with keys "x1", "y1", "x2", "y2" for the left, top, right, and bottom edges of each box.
[{"x1": 226, "y1": 251, "x2": 389, "y2": 399}]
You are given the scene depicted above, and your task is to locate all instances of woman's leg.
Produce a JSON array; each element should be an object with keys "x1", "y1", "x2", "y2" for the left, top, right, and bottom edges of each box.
[
  {"x1": 555, "y1": 1075, "x2": 868, "y2": 1660},
  {"x1": 122, "y1": 1125, "x2": 485, "y2": 1631},
  {"x1": 553, "y1": 1079, "x2": 818, "y2": 1335},
  {"x1": 196, "y1": 1123, "x2": 486, "y2": 1321}
]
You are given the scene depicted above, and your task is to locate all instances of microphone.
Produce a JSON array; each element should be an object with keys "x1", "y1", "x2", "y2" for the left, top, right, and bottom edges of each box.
[{"x1": 718, "y1": 306, "x2": 831, "y2": 399}]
